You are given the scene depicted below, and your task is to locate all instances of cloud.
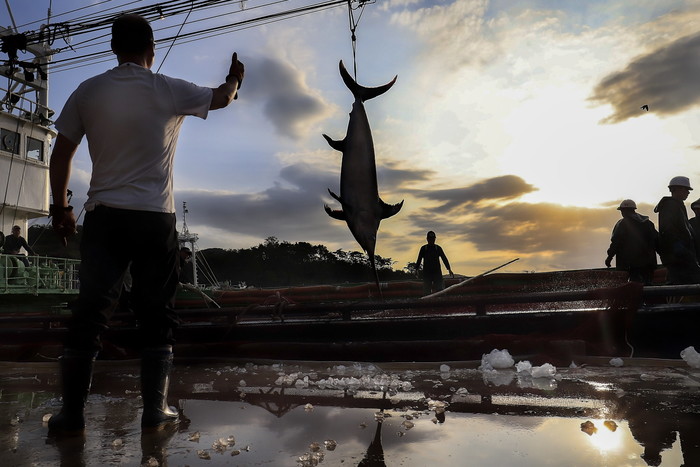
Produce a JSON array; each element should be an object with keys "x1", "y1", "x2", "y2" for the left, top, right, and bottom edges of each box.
[
  {"x1": 243, "y1": 57, "x2": 334, "y2": 139},
  {"x1": 405, "y1": 200, "x2": 630, "y2": 270},
  {"x1": 589, "y1": 32, "x2": 700, "y2": 123},
  {"x1": 173, "y1": 159, "x2": 428, "y2": 247},
  {"x1": 410, "y1": 175, "x2": 538, "y2": 212}
]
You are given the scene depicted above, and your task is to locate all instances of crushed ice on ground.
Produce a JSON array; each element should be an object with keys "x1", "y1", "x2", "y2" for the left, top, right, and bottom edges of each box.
[
  {"x1": 681, "y1": 346, "x2": 700, "y2": 369},
  {"x1": 609, "y1": 358, "x2": 624, "y2": 367},
  {"x1": 324, "y1": 439, "x2": 338, "y2": 451},
  {"x1": 531, "y1": 363, "x2": 557, "y2": 378},
  {"x1": 192, "y1": 382, "x2": 217, "y2": 393},
  {"x1": 515, "y1": 361, "x2": 532, "y2": 374},
  {"x1": 479, "y1": 349, "x2": 515, "y2": 371},
  {"x1": 297, "y1": 451, "x2": 324, "y2": 466}
]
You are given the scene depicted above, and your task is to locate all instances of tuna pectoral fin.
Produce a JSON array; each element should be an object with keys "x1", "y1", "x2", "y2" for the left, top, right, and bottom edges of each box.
[
  {"x1": 380, "y1": 199, "x2": 404, "y2": 219},
  {"x1": 328, "y1": 189, "x2": 342, "y2": 204},
  {"x1": 324, "y1": 204, "x2": 346, "y2": 220},
  {"x1": 323, "y1": 134, "x2": 345, "y2": 152}
]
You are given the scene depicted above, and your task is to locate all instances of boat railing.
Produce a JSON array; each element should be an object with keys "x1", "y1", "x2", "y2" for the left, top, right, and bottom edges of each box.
[{"x1": 0, "y1": 254, "x2": 80, "y2": 295}]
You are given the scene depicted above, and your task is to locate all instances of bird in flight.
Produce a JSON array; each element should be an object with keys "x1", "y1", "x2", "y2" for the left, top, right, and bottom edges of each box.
[{"x1": 641, "y1": 105, "x2": 649, "y2": 111}]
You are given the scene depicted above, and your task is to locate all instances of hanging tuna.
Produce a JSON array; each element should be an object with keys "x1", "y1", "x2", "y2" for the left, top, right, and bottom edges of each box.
[{"x1": 323, "y1": 60, "x2": 403, "y2": 295}]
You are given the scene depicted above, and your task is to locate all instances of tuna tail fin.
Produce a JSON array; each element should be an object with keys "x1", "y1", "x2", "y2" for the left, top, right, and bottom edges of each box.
[
  {"x1": 323, "y1": 134, "x2": 345, "y2": 152},
  {"x1": 324, "y1": 204, "x2": 345, "y2": 220},
  {"x1": 380, "y1": 199, "x2": 404, "y2": 220},
  {"x1": 339, "y1": 60, "x2": 397, "y2": 102}
]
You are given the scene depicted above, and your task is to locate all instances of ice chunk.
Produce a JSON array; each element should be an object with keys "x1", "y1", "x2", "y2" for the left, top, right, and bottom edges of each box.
[
  {"x1": 142, "y1": 456, "x2": 159, "y2": 467},
  {"x1": 515, "y1": 360, "x2": 532, "y2": 373},
  {"x1": 580, "y1": 420, "x2": 597, "y2": 436},
  {"x1": 479, "y1": 349, "x2": 514, "y2": 371},
  {"x1": 192, "y1": 382, "x2": 217, "y2": 393},
  {"x1": 324, "y1": 439, "x2": 338, "y2": 451},
  {"x1": 304, "y1": 403, "x2": 314, "y2": 412},
  {"x1": 227, "y1": 435, "x2": 236, "y2": 446},
  {"x1": 440, "y1": 364, "x2": 451, "y2": 372},
  {"x1": 188, "y1": 431, "x2": 201, "y2": 442},
  {"x1": 531, "y1": 363, "x2": 556, "y2": 378},
  {"x1": 212, "y1": 438, "x2": 228, "y2": 453},
  {"x1": 309, "y1": 442, "x2": 321, "y2": 452},
  {"x1": 402, "y1": 420, "x2": 415, "y2": 430},
  {"x1": 604, "y1": 420, "x2": 618, "y2": 432},
  {"x1": 42, "y1": 413, "x2": 52, "y2": 423},
  {"x1": 681, "y1": 346, "x2": 700, "y2": 369},
  {"x1": 197, "y1": 450, "x2": 211, "y2": 460},
  {"x1": 111, "y1": 438, "x2": 124, "y2": 449},
  {"x1": 609, "y1": 358, "x2": 624, "y2": 367}
]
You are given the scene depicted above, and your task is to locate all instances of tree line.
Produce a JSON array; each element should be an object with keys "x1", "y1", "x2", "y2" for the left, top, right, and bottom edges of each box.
[{"x1": 27, "y1": 226, "x2": 417, "y2": 287}]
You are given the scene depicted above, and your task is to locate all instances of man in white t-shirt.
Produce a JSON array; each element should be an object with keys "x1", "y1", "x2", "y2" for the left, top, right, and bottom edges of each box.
[{"x1": 47, "y1": 14, "x2": 244, "y2": 435}]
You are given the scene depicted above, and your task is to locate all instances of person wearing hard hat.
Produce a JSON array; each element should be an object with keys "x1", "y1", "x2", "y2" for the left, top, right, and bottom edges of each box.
[
  {"x1": 605, "y1": 199, "x2": 659, "y2": 284},
  {"x1": 654, "y1": 176, "x2": 700, "y2": 284}
]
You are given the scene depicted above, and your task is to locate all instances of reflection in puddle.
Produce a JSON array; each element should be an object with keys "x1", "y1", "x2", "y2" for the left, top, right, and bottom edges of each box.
[{"x1": 0, "y1": 359, "x2": 698, "y2": 466}]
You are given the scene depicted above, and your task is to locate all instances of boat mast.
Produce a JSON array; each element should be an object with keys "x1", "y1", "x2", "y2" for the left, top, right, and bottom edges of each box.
[{"x1": 178, "y1": 202, "x2": 199, "y2": 287}]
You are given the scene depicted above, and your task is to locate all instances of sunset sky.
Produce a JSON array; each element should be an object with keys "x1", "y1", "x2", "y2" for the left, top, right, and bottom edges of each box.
[{"x1": 8, "y1": 0, "x2": 700, "y2": 276}]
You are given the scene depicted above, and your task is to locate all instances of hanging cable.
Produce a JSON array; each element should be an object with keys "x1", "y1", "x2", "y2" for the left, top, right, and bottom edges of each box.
[
  {"x1": 156, "y1": 0, "x2": 195, "y2": 73},
  {"x1": 346, "y1": 0, "x2": 371, "y2": 79}
]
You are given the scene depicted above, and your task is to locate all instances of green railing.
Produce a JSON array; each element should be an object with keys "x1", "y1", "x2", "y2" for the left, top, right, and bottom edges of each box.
[{"x1": 0, "y1": 254, "x2": 80, "y2": 295}]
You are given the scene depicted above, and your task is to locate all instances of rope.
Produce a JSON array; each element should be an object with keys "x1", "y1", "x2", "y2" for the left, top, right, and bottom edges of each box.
[{"x1": 345, "y1": 0, "x2": 371, "y2": 79}]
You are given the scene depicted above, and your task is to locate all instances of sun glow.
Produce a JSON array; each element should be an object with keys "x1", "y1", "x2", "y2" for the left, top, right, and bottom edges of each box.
[{"x1": 583, "y1": 420, "x2": 624, "y2": 453}]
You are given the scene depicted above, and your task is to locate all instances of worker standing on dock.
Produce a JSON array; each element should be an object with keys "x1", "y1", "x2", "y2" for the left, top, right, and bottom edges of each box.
[
  {"x1": 654, "y1": 176, "x2": 700, "y2": 284},
  {"x1": 604, "y1": 199, "x2": 658, "y2": 284},
  {"x1": 47, "y1": 14, "x2": 244, "y2": 435},
  {"x1": 416, "y1": 231, "x2": 454, "y2": 295}
]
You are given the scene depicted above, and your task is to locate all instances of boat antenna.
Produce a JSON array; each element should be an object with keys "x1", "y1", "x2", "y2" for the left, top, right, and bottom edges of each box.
[{"x1": 346, "y1": 0, "x2": 372, "y2": 80}]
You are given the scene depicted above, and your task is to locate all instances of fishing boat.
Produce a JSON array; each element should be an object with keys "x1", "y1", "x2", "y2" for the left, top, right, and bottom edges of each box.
[
  {"x1": 1, "y1": 4, "x2": 699, "y2": 365},
  {"x1": 0, "y1": 23, "x2": 81, "y2": 313}
]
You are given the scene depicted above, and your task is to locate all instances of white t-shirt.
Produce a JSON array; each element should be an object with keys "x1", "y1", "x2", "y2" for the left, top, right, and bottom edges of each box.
[{"x1": 55, "y1": 62, "x2": 213, "y2": 213}]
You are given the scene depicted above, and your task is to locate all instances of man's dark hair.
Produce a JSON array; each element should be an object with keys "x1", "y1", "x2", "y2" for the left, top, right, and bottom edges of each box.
[{"x1": 111, "y1": 14, "x2": 154, "y2": 55}]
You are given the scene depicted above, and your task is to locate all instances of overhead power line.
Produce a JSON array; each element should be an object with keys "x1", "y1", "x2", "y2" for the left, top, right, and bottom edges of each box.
[{"x1": 3, "y1": 0, "x2": 351, "y2": 74}]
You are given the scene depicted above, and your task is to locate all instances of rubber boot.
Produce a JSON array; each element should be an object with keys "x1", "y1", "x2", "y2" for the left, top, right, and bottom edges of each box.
[
  {"x1": 47, "y1": 349, "x2": 97, "y2": 436},
  {"x1": 141, "y1": 345, "x2": 179, "y2": 430}
]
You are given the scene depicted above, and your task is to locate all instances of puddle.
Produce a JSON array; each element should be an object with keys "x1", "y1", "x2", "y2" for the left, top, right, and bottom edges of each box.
[{"x1": 1, "y1": 358, "x2": 699, "y2": 466}]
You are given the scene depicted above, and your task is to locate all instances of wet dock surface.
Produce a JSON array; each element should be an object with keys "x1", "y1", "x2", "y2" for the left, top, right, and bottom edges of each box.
[{"x1": 1, "y1": 356, "x2": 699, "y2": 466}]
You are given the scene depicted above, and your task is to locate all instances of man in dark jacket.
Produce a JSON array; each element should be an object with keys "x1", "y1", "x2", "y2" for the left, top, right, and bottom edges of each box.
[
  {"x1": 689, "y1": 199, "x2": 700, "y2": 264},
  {"x1": 605, "y1": 199, "x2": 658, "y2": 284},
  {"x1": 3, "y1": 225, "x2": 36, "y2": 266},
  {"x1": 654, "y1": 176, "x2": 700, "y2": 284}
]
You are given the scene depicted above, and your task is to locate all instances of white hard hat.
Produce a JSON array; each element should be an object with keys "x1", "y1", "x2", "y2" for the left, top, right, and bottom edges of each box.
[
  {"x1": 669, "y1": 176, "x2": 693, "y2": 190},
  {"x1": 617, "y1": 199, "x2": 637, "y2": 210}
]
